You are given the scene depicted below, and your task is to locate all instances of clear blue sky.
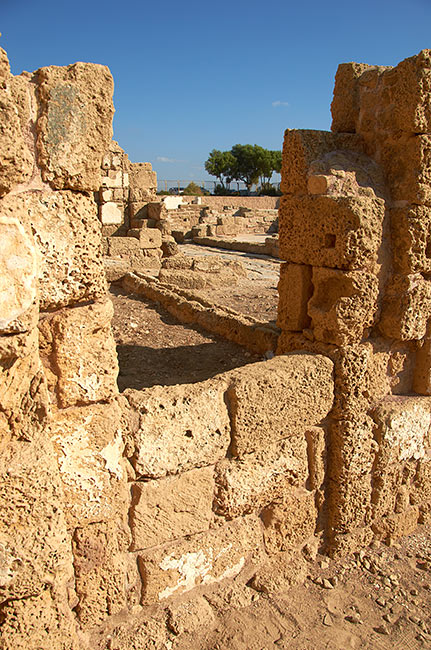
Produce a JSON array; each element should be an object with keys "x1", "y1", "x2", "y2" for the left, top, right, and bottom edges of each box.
[{"x1": 2, "y1": 0, "x2": 430, "y2": 183}]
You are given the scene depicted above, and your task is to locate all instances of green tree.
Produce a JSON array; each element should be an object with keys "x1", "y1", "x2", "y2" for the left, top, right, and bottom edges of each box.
[
  {"x1": 204, "y1": 149, "x2": 236, "y2": 189},
  {"x1": 183, "y1": 182, "x2": 209, "y2": 196},
  {"x1": 230, "y1": 144, "x2": 265, "y2": 192}
]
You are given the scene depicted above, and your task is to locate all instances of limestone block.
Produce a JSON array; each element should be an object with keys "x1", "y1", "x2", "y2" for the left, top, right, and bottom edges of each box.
[
  {"x1": 0, "y1": 72, "x2": 33, "y2": 196},
  {"x1": 138, "y1": 227, "x2": 162, "y2": 249},
  {"x1": 280, "y1": 129, "x2": 363, "y2": 195},
  {"x1": 36, "y1": 62, "x2": 114, "y2": 191},
  {"x1": 379, "y1": 134, "x2": 431, "y2": 204},
  {"x1": 138, "y1": 516, "x2": 262, "y2": 604},
  {"x1": 100, "y1": 201, "x2": 122, "y2": 225},
  {"x1": 260, "y1": 488, "x2": 318, "y2": 554},
  {"x1": 0, "y1": 436, "x2": 73, "y2": 603},
  {"x1": 129, "y1": 162, "x2": 157, "y2": 190},
  {"x1": 277, "y1": 262, "x2": 312, "y2": 332},
  {"x1": 104, "y1": 257, "x2": 131, "y2": 282},
  {"x1": 372, "y1": 397, "x2": 431, "y2": 465},
  {"x1": 308, "y1": 267, "x2": 379, "y2": 346},
  {"x1": 0, "y1": 216, "x2": 38, "y2": 335},
  {"x1": 42, "y1": 300, "x2": 118, "y2": 408},
  {"x1": 328, "y1": 416, "x2": 375, "y2": 535},
  {"x1": 378, "y1": 50, "x2": 431, "y2": 135},
  {"x1": 226, "y1": 354, "x2": 334, "y2": 456},
  {"x1": 331, "y1": 340, "x2": 415, "y2": 420},
  {"x1": 49, "y1": 401, "x2": 127, "y2": 527},
  {"x1": 108, "y1": 236, "x2": 140, "y2": 256},
  {"x1": 129, "y1": 201, "x2": 148, "y2": 221},
  {"x1": 0, "y1": 329, "x2": 50, "y2": 440},
  {"x1": 278, "y1": 194, "x2": 385, "y2": 270},
  {"x1": 101, "y1": 611, "x2": 169, "y2": 650},
  {"x1": 413, "y1": 457, "x2": 431, "y2": 502},
  {"x1": 0, "y1": 589, "x2": 83, "y2": 650},
  {"x1": 214, "y1": 436, "x2": 308, "y2": 518},
  {"x1": 73, "y1": 521, "x2": 127, "y2": 627},
  {"x1": 106, "y1": 170, "x2": 123, "y2": 188},
  {"x1": 99, "y1": 187, "x2": 112, "y2": 202},
  {"x1": 378, "y1": 273, "x2": 431, "y2": 341},
  {"x1": 331, "y1": 62, "x2": 375, "y2": 133},
  {"x1": 124, "y1": 377, "x2": 231, "y2": 478},
  {"x1": 130, "y1": 466, "x2": 214, "y2": 550},
  {"x1": 1, "y1": 191, "x2": 107, "y2": 310},
  {"x1": 391, "y1": 205, "x2": 431, "y2": 273}
]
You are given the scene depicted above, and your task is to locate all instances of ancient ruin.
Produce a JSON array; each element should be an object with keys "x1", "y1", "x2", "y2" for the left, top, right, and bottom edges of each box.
[{"x1": 1, "y1": 43, "x2": 431, "y2": 648}]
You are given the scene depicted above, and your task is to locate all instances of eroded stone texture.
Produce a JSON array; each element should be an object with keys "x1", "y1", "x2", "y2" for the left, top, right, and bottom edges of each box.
[
  {"x1": 36, "y1": 62, "x2": 114, "y2": 190},
  {"x1": 124, "y1": 378, "x2": 231, "y2": 478},
  {"x1": 0, "y1": 191, "x2": 107, "y2": 310},
  {"x1": 277, "y1": 262, "x2": 312, "y2": 331},
  {"x1": 49, "y1": 401, "x2": 126, "y2": 527},
  {"x1": 39, "y1": 300, "x2": 118, "y2": 408},
  {"x1": 0, "y1": 216, "x2": 38, "y2": 334},
  {"x1": 0, "y1": 53, "x2": 34, "y2": 196},
  {"x1": 214, "y1": 436, "x2": 308, "y2": 518},
  {"x1": 226, "y1": 354, "x2": 334, "y2": 456},
  {"x1": 278, "y1": 194, "x2": 385, "y2": 271},
  {"x1": 378, "y1": 274, "x2": 431, "y2": 341},
  {"x1": 130, "y1": 466, "x2": 215, "y2": 550},
  {"x1": 138, "y1": 516, "x2": 262, "y2": 604},
  {"x1": 308, "y1": 267, "x2": 379, "y2": 346}
]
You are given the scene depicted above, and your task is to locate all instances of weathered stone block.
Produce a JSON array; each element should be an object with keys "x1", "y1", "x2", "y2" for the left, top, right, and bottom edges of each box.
[
  {"x1": 36, "y1": 62, "x2": 114, "y2": 191},
  {"x1": 378, "y1": 273, "x2": 431, "y2": 341},
  {"x1": 331, "y1": 62, "x2": 377, "y2": 133},
  {"x1": 1, "y1": 191, "x2": 107, "y2": 310},
  {"x1": 379, "y1": 134, "x2": 431, "y2": 204},
  {"x1": 280, "y1": 129, "x2": 363, "y2": 195},
  {"x1": 138, "y1": 516, "x2": 262, "y2": 604},
  {"x1": 0, "y1": 65, "x2": 33, "y2": 196},
  {"x1": 138, "y1": 227, "x2": 162, "y2": 249},
  {"x1": 378, "y1": 50, "x2": 431, "y2": 135},
  {"x1": 328, "y1": 416, "x2": 375, "y2": 535},
  {"x1": 391, "y1": 204, "x2": 431, "y2": 273},
  {"x1": 100, "y1": 201, "x2": 122, "y2": 225},
  {"x1": 214, "y1": 436, "x2": 308, "y2": 518},
  {"x1": 372, "y1": 397, "x2": 431, "y2": 465},
  {"x1": 108, "y1": 236, "x2": 140, "y2": 256},
  {"x1": 49, "y1": 401, "x2": 126, "y2": 527},
  {"x1": 73, "y1": 521, "x2": 127, "y2": 627},
  {"x1": 226, "y1": 354, "x2": 334, "y2": 456},
  {"x1": 277, "y1": 262, "x2": 312, "y2": 331},
  {"x1": 308, "y1": 267, "x2": 379, "y2": 346},
  {"x1": 130, "y1": 466, "x2": 215, "y2": 550},
  {"x1": 41, "y1": 300, "x2": 118, "y2": 408},
  {"x1": 278, "y1": 194, "x2": 385, "y2": 270},
  {"x1": 0, "y1": 216, "x2": 38, "y2": 335},
  {"x1": 124, "y1": 378, "x2": 231, "y2": 478},
  {"x1": 0, "y1": 436, "x2": 73, "y2": 603}
]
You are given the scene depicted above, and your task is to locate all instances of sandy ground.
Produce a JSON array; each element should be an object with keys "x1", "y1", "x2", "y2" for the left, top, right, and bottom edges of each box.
[{"x1": 109, "y1": 243, "x2": 431, "y2": 650}]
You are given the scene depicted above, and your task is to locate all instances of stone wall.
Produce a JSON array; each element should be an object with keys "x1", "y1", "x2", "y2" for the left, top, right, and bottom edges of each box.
[
  {"x1": 2, "y1": 44, "x2": 431, "y2": 649},
  {"x1": 277, "y1": 49, "x2": 431, "y2": 555},
  {"x1": 0, "y1": 48, "x2": 128, "y2": 649}
]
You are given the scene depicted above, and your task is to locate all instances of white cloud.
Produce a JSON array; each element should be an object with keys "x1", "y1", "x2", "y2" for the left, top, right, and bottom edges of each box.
[
  {"x1": 272, "y1": 100, "x2": 289, "y2": 108},
  {"x1": 156, "y1": 156, "x2": 178, "y2": 163}
]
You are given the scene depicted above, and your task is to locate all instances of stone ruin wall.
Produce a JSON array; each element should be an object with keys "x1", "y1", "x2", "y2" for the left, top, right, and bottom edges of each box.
[
  {"x1": 1, "y1": 45, "x2": 431, "y2": 649},
  {"x1": 277, "y1": 49, "x2": 431, "y2": 555}
]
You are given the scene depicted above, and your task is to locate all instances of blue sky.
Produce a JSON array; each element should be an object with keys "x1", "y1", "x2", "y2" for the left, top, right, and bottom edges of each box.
[{"x1": 2, "y1": 0, "x2": 430, "y2": 184}]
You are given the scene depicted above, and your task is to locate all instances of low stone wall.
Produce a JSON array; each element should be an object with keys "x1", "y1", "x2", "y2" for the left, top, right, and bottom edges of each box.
[
  {"x1": 183, "y1": 195, "x2": 280, "y2": 210},
  {"x1": 193, "y1": 235, "x2": 279, "y2": 258},
  {"x1": 122, "y1": 272, "x2": 279, "y2": 354}
]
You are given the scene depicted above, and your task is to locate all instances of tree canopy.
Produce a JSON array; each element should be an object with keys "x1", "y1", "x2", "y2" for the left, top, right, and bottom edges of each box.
[{"x1": 204, "y1": 144, "x2": 281, "y2": 192}]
